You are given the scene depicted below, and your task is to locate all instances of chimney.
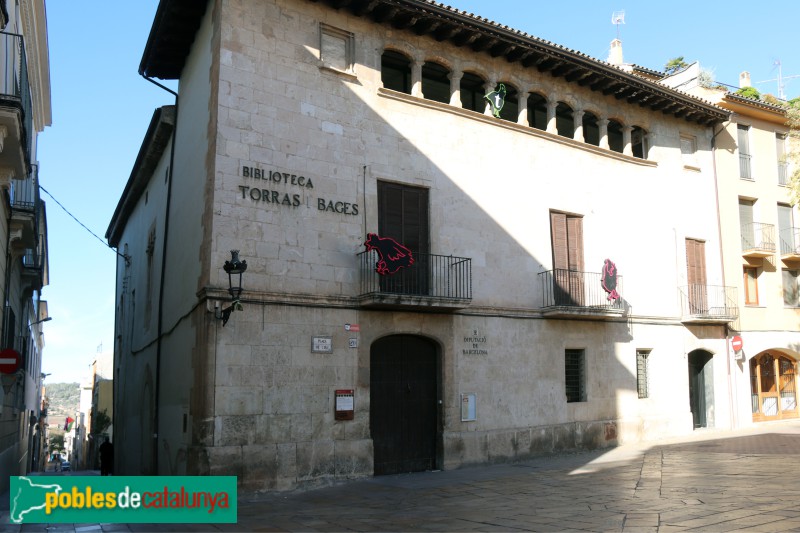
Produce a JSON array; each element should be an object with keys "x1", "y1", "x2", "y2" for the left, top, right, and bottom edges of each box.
[
  {"x1": 607, "y1": 38, "x2": 623, "y2": 65},
  {"x1": 739, "y1": 71, "x2": 751, "y2": 88}
]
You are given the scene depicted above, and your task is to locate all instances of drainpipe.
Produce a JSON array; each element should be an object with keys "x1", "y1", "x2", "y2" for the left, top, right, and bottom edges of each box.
[
  {"x1": 141, "y1": 74, "x2": 178, "y2": 474},
  {"x1": 710, "y1": 120, "x2": 737, "y2": 431}
]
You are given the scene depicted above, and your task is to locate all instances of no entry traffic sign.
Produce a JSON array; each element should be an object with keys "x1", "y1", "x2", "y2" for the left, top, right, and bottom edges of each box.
[
  {"x1": 731, "y1": 336, "x2": 744, "y2": 352},
  {"x1": 0, "y1": 349, "x2": 20, "y2": 374}
]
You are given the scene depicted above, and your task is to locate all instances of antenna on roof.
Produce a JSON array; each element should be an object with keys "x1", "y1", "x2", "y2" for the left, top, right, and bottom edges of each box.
[
  {"x1": 755, "y1": 59, "x2": 799, "y2": 101},
  {"x1": 611, "y1": 10, "x2": 625, "y2": 40}
]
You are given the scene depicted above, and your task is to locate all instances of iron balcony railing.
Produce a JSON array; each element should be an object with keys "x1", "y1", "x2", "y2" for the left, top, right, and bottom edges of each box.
[
  {"x1": 0, "y1": 31, "x2": 33, "y2": 167},
  {"x1": 22, "y1": 235, "x2": 44, "y2": 270},
  {"x1": 778, "y1": 162, "x2": 788, "y2": 186},
  {"x1": 539, "y1": 269, "x2": 623, "y2": 310},
  {"x1": 739, "y1": 153, "x2": 752, "y2": 180},
  {"x1": 779, "y1": 227, "x2": 800, "y2": 256},
  {"x1": 678, "y1": 285, "x2": 738, "y2": 319},
  {"x1": 10, "y1": 163, "x2": 39, "y2": 212},
  {"x1": 357, "y1": 250, "x2": 472, "y2": 300},
  {"x1": 740, "y1": 222, "x2": 776, "y2": 254}
]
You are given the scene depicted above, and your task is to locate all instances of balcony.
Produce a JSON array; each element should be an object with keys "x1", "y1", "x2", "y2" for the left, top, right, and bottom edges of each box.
[
  {"x1": 779, "y1": 227, "x2": 800, "y2": 262},
  {"x1": 357, "y1": 250, "x2": 472, "y2": 310},
  {"x1": 678, "y1": 285, "x2": 738, "y2": 324},
  {"x1": 741, "y1": 222, "x2": 776, "y2": 259},
  {"x1": 0, "y1": 31, "x2": 33, "y2": 182},
  {"x1": 21, "y1": 236, "x2": 45, "y2": 291},
  {"x1": 538, "y1": 269, "x2": 624, "y2": 319},
  {"x1": 9, "y1": 164, "x2": 39, "y2": 250}
]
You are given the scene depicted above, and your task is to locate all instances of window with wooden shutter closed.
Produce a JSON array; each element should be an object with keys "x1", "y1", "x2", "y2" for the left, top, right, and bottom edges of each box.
[
  {"x1": 550, "y1": 211, "x2": 584, "y2": 305},
  {"x1": 685, "y1": 238, "x2": 707, "y2": 313}
]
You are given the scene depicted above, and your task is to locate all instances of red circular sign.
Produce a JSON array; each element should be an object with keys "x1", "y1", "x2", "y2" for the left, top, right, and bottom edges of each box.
[
  {"x1": 731, "y1": 336, "x2": 744, "y2": 352},
  {"x1": 0, "y1": 349, "x2": 20, "y2": 374}
]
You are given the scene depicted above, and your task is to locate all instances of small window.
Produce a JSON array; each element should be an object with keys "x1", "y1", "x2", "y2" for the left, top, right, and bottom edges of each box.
[
  {"x1": 319, "y1": 24, "x2": 354, "y2": 73},
  {"x1": 381, "y1": 50, "x2": 411, "y2": 93},
  {"x1": 608, "y1": 120, "x2": 623, "y2": 153},
  {"x1": 527, "y1": 93, "x2": 547, "y2": 130},
  {"x1": 460, "y1": 72, "x2": 485, "y2": 113},
  {"x1": 783, "y1": 269, "x2": 800, "y2": 307},
  {"x1": 636, "y1": 350, "x2": 650, "y2": 399},
  {"x1": 583, "y1": 111, "x2": 599, "y2": 146},
  {"x1": 565, "y1": 349, "x2": 586, "y2": 403},
  {"x1": 632, "y1": 126, "x2": 648, "y2": 159},
  {"x1": 744, "y1": 267, "x2": 759, "y2": 306},
  {"x1": 681, "y1": 135, "x2": 698, "y2": 168},
  {"x1": 421, "y1": 61, "x2": 450, "y2": 104},
  {"x1": 556, "y1": 102, "x2": 574, "y2": 138}
]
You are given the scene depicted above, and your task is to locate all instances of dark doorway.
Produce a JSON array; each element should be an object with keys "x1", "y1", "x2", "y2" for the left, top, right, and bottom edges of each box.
[
  {"x1": 370, "y1": 335, "x2": 439, "y2": 475},
  {"x1": 688, "y1": 350, "x2": 714, "y2": 428}
]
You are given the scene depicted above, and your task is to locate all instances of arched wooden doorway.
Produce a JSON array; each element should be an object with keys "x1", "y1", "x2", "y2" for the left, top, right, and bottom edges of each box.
[
  {"x1": 370, "y1": 335, "x2": 440, "y2": 475},
  {"x1": 750, "y1": 352, "x2": 799, "y2": 422}
]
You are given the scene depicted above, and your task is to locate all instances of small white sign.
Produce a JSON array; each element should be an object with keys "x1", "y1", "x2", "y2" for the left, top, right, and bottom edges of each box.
[
  {"x1": 349, "y1": 338, "x2": 358, "y2": 348},
  {"x1": 312, "y1": 336, "x2": 333, "y2": 353}
]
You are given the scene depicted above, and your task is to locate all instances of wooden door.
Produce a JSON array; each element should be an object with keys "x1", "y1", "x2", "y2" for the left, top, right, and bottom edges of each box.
[
  {"x1": 550, "y1": 211, "x2": 584, "y2": 305},
  {"x1": 378, "y1": 182, "x2": 429, "y2": 295},
  {"x1": 750, "y1": 354, "x2": 799, "y2": 422},
  {"x1": 685, "y1": 238, "x2": 707, "y2": 314},
  {"x1": 370, "y1": 335, "x2": 438, "y2": 475}
]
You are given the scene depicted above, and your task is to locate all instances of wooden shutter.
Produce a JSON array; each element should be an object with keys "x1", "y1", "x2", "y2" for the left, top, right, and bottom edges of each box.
[
  {"x1": 550, "y1": 212, "x2": 568, "y2": 270},
  {"x1": 739, "y1": 200, "x2": 754, "y2": 249},
  {"x1": 567, "y1": 216, "x2": 584, "y2": 271},
  {"x1": 686, "y1": 238, "x2": 707, "y2": 286}
]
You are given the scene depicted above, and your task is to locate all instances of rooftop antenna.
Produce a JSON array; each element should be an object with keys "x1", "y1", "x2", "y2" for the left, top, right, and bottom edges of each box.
[
  {"x1": 611, "y1": 10, "x2": 625, "y2": 40},
  {"x1": 755, "y1": 59, "x2": 800, "y2": 100}
]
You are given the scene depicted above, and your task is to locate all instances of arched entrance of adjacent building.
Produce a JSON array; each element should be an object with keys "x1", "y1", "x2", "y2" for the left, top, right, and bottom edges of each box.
[
  {"x1": 370, "y1": 335, "x2": 440, "y2": 475},
  {"x1": 749, "y1": 351, "x2": 799, "y2": 422},
  {"x1": 688, "y1": 350, "x2": 714, "y2": 428}
]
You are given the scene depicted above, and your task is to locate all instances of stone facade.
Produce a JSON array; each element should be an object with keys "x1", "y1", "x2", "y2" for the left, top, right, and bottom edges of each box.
[{"x1": 108, "y1": 0, "x2": 739, "y2": 492}]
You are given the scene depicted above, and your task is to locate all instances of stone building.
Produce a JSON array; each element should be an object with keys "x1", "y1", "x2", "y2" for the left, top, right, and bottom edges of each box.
[
  {"x1": 0, "y1": 0, "x2": 52, "y2": 492},
  {"x1": 107, "y1": 0, "x2": 737, "y2": 491}
]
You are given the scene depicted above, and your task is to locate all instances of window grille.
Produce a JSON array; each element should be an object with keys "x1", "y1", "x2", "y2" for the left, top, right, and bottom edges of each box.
[
  {"x1": 636, "y1": 350, "x2": 650, "y2": 399},
  {"x1": 565, "y1": 349, "x2": 586, "y2": 403}
]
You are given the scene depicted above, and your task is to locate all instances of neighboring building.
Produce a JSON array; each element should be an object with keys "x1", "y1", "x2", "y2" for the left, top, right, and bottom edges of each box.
[
  {"x1": 108, "y1": 0, "x2": 735, "y2": 491},
  {"x1": 663, "y1": 65, "x2": 800, "y2": 428},
  {"x1": 0, "y1": 0, "x2": 52, "y2": 492},
  {"x1": 76, "y1": 377, "x2": 92, "y2": 469}
]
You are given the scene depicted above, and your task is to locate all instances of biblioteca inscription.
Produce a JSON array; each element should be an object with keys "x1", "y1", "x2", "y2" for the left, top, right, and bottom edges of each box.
[{"x1": 239, "y1": 165, "x2": 358, "y2": 216}]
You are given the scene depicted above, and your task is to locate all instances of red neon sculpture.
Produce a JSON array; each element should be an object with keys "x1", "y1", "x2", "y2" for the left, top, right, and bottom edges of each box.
[
  {"x1": 364, "y1": 233, "x2": 415, "y2": 275},
  {"x1": 602, "y1": 258, "x2": 620, "y2": 302}
]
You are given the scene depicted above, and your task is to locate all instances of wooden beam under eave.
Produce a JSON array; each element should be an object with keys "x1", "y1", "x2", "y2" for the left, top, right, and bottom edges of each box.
[
  {"x1": 434, "y1": 24, "x2": 461, "y2": 42},
  {"x1": 601, "y1": 81, "x2": 625, "y2": 96},
  {"x1": 491, "y1": 43, "x2": 515, "y2": 58},
  {"x1": 354, "y1": 0, "x2": 380, "y2": 16},
  {"x1": 392, "y1": 13, "x2": 419, "y2": 29},
  {"x1": 521, "y1": 52, "x2": 545, "y2": 68},
  {"x1": 373, "y1": 5, "x2": 398, "y2": 22},
  {"x1": 331, "y1": 0, "x2": 352, "y2": 8},
  {"x1": 414, "y1": 18, "x2": 441, "y2": 35},
  {"x1": 453, "y1": 30, "x2": 480, "y2": 47},
  {"x1": 565, "y1": 69, "x2": 592, "y2": 83},
  {"x1": 537, "y1": 57, "x2": 560, "y2": 73},
  {"x1": 506, "y1": 48, "x2": 530, "y2": 63},
  {"x1": 472, "y1": 35, "x2": 497, "y2": 52},
  {"x1": 578, "y1": 72, "x2": 601, "y2": 87},
  {"x1": 590, "y1": 77, "x2": 615, "y2": 92},
  {"x1": 615, "y1": 87, "x2": 637, "y2": 100}
]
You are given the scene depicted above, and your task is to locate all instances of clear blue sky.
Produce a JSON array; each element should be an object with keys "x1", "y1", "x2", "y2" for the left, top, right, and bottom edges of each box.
[{"x1": 38, "y1": 1, "x2": 798, "y2": 384}]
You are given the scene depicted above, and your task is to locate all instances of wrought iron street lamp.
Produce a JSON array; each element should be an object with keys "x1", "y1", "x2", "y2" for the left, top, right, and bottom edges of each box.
[{"x1": 217, "y1": 250, "x2": 247, "y2": 326}]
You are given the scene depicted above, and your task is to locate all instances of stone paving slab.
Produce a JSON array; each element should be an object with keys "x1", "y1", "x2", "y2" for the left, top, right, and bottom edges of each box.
[{"x1": 5, "y1": 422, "x2": 800, "y2": 531}]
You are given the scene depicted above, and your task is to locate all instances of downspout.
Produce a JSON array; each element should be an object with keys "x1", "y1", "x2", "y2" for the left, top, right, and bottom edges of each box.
[
  {"x1": 141, "y1": 75, "x2": 178, "y2": 474},
  {"x1": 710, "y1": 119, "x2": 737, "y2": 431}
]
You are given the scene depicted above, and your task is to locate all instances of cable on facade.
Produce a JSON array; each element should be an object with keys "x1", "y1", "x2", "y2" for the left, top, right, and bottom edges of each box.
[{"x1": 39, "y1": 185, "x2": 130, "y2": 265}]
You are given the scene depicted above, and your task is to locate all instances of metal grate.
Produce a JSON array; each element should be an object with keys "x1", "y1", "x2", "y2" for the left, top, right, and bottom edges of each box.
[
  {"x1": 636, "y1": 350, "x2": 650, "y2": 399},
  {"x1": 565, "y1": 349, "x2": 585, "y2": 403}
]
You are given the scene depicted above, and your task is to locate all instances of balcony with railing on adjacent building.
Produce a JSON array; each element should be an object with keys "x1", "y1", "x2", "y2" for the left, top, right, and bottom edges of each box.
[
  {"x1": 9, "y1": 164, "x2": 40, "y2": 250},
  {"x1": 741, "y1": 222, "x2": 776, "y2": 259},
  {"x1": 21, "y1": 235, "x2": 45, "y2": 291},
  {"x1": 678, "y1": 284, "x2": 738, "y2": 324},
  {"x1": 357, "y1": 250, "x2": 472, "y2": 310},
  {"x1": 0, "y1": 31, "x2": 33, "y2": 180},
  {"x1": 538, "y1": 269, "x2": 624, "y2": 319},
  {"x1": 779, "y1": 227, "x2": 800, "y2": 262}
]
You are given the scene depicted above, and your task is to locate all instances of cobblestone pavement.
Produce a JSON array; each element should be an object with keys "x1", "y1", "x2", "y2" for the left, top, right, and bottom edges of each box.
[{"x1": 4, "y1": 421, "x2": 800, "y2": 532}]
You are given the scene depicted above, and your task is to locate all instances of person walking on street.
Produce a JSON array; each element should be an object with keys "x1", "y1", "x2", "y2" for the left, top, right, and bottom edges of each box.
[{"x1": 99, "y1": 437, "x2": 114, "y2": 476}]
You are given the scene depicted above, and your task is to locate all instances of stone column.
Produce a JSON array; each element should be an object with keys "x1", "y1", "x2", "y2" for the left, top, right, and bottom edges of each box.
[
  {"x1": 599, "y1": 118, "x2": 609, "y2": 150},
  {"x1": 546, "y1": 98, "x2": 558, "y2": 134},
  {"x1": 484, "y1": 78, "x2": 497, "y2": 116},
  {"x1": 449, "y1": 72, "x2": 463, "y2": 107},
  {"x1": 517, "y1": 91, "x2": 529, "y2": 126},
  {"x1": 623, "y1": 125, "x2": 633, "y2": 156},
  {"x1": 573, "y1": 109, "x2": 585, "y2": 143},
  {"x1": 411, "y1": 60, "x2": 423, "y2": 98}
]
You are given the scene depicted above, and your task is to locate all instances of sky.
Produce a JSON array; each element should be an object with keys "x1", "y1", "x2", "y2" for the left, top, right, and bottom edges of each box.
[{"x1": 38, "y1": 1, "x2": 799, "y2": 384}]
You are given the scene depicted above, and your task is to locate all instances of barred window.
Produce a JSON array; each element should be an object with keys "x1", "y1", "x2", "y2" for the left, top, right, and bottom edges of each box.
[
  {"x1": 565, "y1": 349, "x2": 586, "y2": 403},
  {"x1": 637, "y1": 349, "x2": 650, "y2": 399}
]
